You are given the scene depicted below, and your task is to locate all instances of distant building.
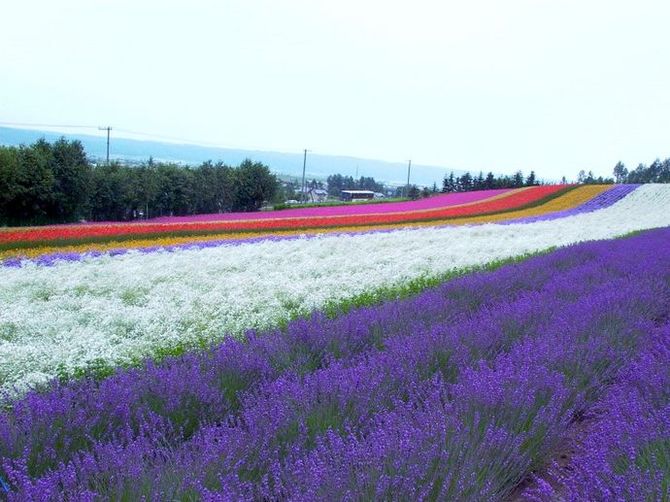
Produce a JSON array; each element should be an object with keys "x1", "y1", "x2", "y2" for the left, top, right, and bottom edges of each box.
[
  {"x1": 299, "y1": 187, "x2": 329, "y2": 202},
  {"x1": 340, "y1": 189, "x2": 375, "y2": 201},
  {"x1": 311, "y1": 188, "x2": 328, "y2": 202}
]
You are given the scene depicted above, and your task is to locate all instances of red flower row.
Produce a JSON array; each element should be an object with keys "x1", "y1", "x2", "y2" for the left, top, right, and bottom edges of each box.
[{"x1": 0, "y1": 186, "x2": 567, "y2": 244}]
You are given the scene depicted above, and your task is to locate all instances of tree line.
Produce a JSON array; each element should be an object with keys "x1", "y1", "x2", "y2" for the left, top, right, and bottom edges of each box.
[
  {"x1": 573, "y1": 158, "x2": 670, "y2": 185},
  {"x1": 442, "y1": 170, "x2": 538, "y2": 192},
  {"x1": 611, "y1": 158, "x2": 670, "y2": 184},
  {"x1": 444, "y1": 158, "x2": 670, "y2": 192},
  {"x1": 0, "y1": 138, "x2": 278, "y2": 226},
  {"x1": 326, "y1": 174, "x2": 386, "y2": 196}
]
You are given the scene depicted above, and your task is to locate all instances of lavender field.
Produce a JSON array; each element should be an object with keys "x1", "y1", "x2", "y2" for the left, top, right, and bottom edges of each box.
[
  {"x1": 1, "y1": 227, "x2": 669, "y2": 500},
  {"x1": 5, "y1": 0, "x2": 670, "y2": 498}
]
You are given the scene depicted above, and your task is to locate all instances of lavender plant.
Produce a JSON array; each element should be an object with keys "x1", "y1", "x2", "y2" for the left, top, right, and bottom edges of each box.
[{"x1": 1, "y1": 227, "x2": 669, "y2": 500}]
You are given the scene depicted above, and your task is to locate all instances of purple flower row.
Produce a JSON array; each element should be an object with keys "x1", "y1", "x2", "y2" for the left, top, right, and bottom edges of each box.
[
  {"x1": 1, "y1": 227, "x2": 669, "y2": 499},
  {"x1": 502, "y1": 184, "x2": 638, "y2": 225},
  {"x1": 524, "y1": 321, "x2": 670, "y2": 501}
]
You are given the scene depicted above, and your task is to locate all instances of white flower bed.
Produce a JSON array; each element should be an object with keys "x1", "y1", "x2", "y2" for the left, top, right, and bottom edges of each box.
[{"x1": 1, "y1": 184, "x2": 670, "y2": 396}]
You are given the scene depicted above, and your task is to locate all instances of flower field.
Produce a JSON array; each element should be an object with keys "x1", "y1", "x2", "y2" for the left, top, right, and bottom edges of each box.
[
  {"x1": 1, "y1": 184, "x2": 669, "y2": 499},
  {"x1": 0, "y1": 184, "x2": 623, "y2": 263},
  {"x1": 0, "y1": 186, "x2": 560, "y2": 246}
]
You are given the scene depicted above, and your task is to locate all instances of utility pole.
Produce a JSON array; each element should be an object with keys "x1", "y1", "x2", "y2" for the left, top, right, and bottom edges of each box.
[
  {"x1": 301, "y1": 149, "x2": 310, "y2": 204},
  {"x1": 405, "y1": 159, "x2": 412, "y2": 198},
  {"x1": 98, "y1": 126, "x2": 112, "y2": 164}
]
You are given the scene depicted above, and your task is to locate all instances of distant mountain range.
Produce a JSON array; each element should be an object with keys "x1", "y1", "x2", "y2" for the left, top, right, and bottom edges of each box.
[{"x1": 0, "y1": 127, "x2": 465, "y2": 187}]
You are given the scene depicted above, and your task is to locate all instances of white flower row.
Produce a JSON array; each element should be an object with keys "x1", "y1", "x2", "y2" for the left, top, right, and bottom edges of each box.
[{"x1": 1, "y1": 184, "x2": 670, "y2": 397}]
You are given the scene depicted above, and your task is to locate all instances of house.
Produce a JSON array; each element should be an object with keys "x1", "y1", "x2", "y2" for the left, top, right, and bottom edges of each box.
[
  {"x1": 299, "y1": 187, "x2": 329, "y2": 203},
  {"x1": 340, "y1": 190, "x2": 375, "y2": 201},
  {"x1": 310, "y1": 188, "x2": 328, "y2": 202}
]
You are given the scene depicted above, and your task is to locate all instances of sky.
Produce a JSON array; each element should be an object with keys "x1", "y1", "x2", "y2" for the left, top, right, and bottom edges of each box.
[{"x1": 1, "y1": 0, "x2": 669, "y2": 181}]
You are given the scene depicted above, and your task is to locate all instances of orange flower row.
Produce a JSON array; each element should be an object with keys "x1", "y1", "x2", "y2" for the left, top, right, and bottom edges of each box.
[{"x1": 0, "y1": 185, "x2": 568, "y2": 245}]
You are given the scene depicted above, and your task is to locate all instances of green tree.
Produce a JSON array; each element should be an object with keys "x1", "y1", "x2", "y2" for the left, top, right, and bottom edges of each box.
[
  {"x1": 232, "y1": 159, "x2": 278, "y2": 211},
  {"x1": 442, "y1": 172, "x2": 456, "y2": 192},
  {"x1": 407, "y1": 184, "x2": 420, "y2": 200},
  {"x1": 89, "y1": 163, "x2": 132, "y2": 221},
  {"x1": 0, "y1": 146, "x2": 22, "y2": 224},
  {"x1": 458, "y1": 172, "x2": 473, "y2": 191},
  {"x1": 613, "y1": 161, "x2": 628, "y2": 184},
  {"x1": 525, "y1": 171, "x2": 537, "y2": 186},
  {"x1": 512, "y1": 170, "x2": 524, "y2": 187},
  {"x1": 474, "y1": 171, "x2": 485, "y2": 190},
  {"x1": 50, "y1": 138, "x2": 91, "y2": 221},
  {"x1": 484, "y1": 172, "x2": 495, "y2": 189}
]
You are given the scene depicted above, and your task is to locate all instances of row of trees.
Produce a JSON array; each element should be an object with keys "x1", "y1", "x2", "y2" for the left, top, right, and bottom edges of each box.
[
  {"x1": 612, "y1": 158, "x2": 670, "y2": 184},
  {"x1": 0, "y1": 139, "x2": 278, "y2": 225},
  {"x1": 442, "y1": 170, "x2": 538, "y2": 193},
  {"x1": 326, "y1": 174, "x2": 386, "y2": 196},
  {"x1": 575, "y1": 170, "x2": 614, "y2": 185},
  {"x1": 574, "y1": 158, "x2": 670, "y2": 185},
  {"x1": 442, "y1": 159, "x2": 670, "y2": 193}
]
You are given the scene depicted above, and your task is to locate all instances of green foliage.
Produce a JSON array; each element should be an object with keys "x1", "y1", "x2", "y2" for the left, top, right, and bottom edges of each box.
[
  {"x1": 578, "y1": 169, "x2": 615, "y2": 185},
  {"x1": 612, "y1": 158, "x2": 670, "y2": 184},
  {"x1": 408, "y1": 184, "x2": 421, "y2": 199},
  {"x1": 326, "y1": 173, "x2": 385, "y2": 196},
  {"x1": 232, "y1": 159, "x2": 277, "y2": 212},
  {"x1": 442, "y1": 169, "x2": 543, "y2": 193},
  {"x1": 0, "y1": 139, "x2": 279, "y2": 225},
  {"x1": 50, "y1": 138, "x2": 91, "y2": 220},
  {"x1": 0, "y1": 143, "x2": 56, "y2": 224}
]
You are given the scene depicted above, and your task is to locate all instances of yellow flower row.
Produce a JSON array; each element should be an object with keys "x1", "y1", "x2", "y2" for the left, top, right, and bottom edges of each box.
[
  {"x1": 433, "y1": 184, "x2": 610, "y2": 226},
  {"x1": 0, "y1": 185, "x2": 611, "y2": 261}
]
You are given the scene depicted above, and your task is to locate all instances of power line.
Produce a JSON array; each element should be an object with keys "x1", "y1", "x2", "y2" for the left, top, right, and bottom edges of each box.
[
  {"x1": 0, "y1": 121, "x2": 99, "y2": 129},
  {"x1": 0, "y1": 121, "x2": 302, "y2": 155},
  {"x1": 113, "y1": 128, "x2": 227, "y2": 147},
  {"x1": 113, "y1": 128, "x2": 300, "y2": 154},
  {"x1": 0, "y1": 121, "x2": 422, "y2": 183}
]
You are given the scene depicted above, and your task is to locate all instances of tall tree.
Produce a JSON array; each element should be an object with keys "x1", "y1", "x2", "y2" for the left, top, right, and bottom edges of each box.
[
  {"x1": 50, "y1": 138, "x2": 91, "y2": 221},
  {"x1": 613, "y1": 161, "x2": 628, "y2": 184},
  {"x1": 484, "y1": 172, "x2": 495, "y2": 189},
  {"x1": 442, "y1": 172, "x2": 456, "y2": 193},
  {"x1": 458, "y1": 172, "x2": 473, "y2": 191},
  {"x1": 525, "y1": 171, "x2": 537, "y2": 186},
  {"x1": 232, "y1": 159, "x2": 278, "y2": 211}
]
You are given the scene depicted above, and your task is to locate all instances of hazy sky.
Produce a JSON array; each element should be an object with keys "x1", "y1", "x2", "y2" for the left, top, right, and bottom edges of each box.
[{"x1": 1, "y1": 0, "x2": 669, "y2": 180}]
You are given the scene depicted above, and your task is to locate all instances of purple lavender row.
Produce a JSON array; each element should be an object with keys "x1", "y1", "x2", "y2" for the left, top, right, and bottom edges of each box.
[
  {"x1": 2, "y1": 228, "x2": 670, "y2": 499},
  {"x1": 2, "y1": 186, "x2": 636, "y2": 269},
  {"x1": 525, "y1": 322, "x2": 670, "y2": 501},
  {"x1": 0, "y1": 249, "x2": 566, "y2": 480},
  {"x1": 501, "y1": 184, "x2": 638, "y2": 225}
]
